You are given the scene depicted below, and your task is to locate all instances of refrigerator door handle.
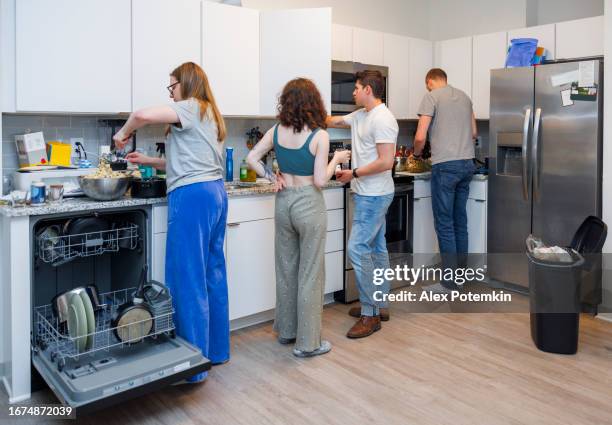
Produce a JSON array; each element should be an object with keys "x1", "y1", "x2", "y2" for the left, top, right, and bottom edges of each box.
[
  {"x1": 521, "y1": 108, "x2": 531, "y2": 201},
  {"x1": 532, "y1": 108, "x2": 542, "y2": 202}
]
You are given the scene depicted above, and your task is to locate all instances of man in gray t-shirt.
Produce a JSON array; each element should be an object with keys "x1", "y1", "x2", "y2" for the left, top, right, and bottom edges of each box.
[{"x1": 414, "y1": 68, "x2": 477, "y2": 291}]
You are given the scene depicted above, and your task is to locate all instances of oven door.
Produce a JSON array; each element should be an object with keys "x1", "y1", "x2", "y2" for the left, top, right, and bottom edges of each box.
[
  {"x1": 386, "y1": 184, "x2": 414, "y2": 288},
  {"x1": 340, "y1": 183, "x2": 413, "y2": 303},
  {"x1": 385, "y1": 183, "x2": 413, "y2": 253}
]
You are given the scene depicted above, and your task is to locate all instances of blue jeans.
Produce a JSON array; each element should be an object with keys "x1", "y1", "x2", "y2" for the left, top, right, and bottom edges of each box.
[
  {"x1": 431, "y1": 159, "x2": 475, "y2": 286},
  {"x1": 348, "y1": 193, "x2": 394, "y2": 316},
  {"x1": 166, "y1": 180, "x2": 229, "y2": 382}
]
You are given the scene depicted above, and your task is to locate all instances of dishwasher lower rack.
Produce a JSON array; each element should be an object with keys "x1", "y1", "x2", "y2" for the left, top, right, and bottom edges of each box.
[{"x1": 33, "y1": 288, "x2": 176, "y2": 371}]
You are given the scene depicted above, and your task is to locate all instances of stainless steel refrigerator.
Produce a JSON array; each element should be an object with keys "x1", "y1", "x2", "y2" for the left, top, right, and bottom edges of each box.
[{"x1": 488, "y1": 59, "x2": 603, "y2": 295}]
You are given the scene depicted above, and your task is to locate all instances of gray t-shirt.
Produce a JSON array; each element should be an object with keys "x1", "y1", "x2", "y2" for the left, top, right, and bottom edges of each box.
[
  {"x1": 417, "y1": 85, "x2": 474, "y2": 165},
  {"x1": 166, "y1": 98, "x2": 224, "y2": 193}
]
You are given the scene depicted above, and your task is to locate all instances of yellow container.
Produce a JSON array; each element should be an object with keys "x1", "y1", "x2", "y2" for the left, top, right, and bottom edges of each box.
[
  {"x1": 246, "y1": 169, "x2": 257, "y2": 182},
  {"x1": 46, "y1": 141, "x2": 72, "y2": 166}
]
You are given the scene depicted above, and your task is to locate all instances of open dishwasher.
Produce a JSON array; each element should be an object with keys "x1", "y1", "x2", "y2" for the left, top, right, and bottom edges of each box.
[{"x1": 30, "y1": 207, "x2": 210, "y2": 413}]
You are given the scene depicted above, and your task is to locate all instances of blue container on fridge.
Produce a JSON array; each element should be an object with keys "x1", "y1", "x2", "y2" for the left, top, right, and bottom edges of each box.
[{"x1": 225, "y1": 147, "x2": 234, "y2": 182}]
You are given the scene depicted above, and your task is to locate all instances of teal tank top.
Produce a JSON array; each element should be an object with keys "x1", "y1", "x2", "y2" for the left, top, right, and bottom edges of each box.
[{"x1": 273, "y1": 124, "x2": 319, "y2": 176}]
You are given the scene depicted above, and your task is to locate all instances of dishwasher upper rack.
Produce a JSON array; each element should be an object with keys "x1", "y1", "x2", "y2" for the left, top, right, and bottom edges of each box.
[
  {"x1": 36, "y1": 223, "x2": 139, "y2": 264},
  {"x1": 33, "y1": 287, "x2": 175, "y2": 372}
]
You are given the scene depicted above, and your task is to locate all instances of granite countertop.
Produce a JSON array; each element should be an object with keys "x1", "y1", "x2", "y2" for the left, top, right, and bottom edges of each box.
[{"x1": 0, "y1": 181, "x2": 346, "y2": 217}]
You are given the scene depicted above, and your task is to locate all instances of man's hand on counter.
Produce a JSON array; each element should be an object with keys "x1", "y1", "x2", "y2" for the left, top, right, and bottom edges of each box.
[{"x1": 335, "y1": 169, "x2": 353, "y2": 183}]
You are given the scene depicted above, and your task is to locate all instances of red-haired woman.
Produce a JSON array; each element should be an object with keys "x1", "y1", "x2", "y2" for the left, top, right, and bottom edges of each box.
[
  {"x1": 247, "y1": 78, "x2": 350, "y2": 357},
  {"x1": 114, "y1": 62, "x2": 229, "y2": 382}
]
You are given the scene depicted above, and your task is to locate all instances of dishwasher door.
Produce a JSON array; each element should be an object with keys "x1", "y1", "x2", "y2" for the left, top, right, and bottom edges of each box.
[{"x1": 32, "y1": 334, "x2": 210, "y2": 414}]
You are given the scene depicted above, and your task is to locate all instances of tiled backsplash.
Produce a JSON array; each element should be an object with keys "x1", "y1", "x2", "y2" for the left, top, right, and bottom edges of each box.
[{"x1": 1, "y1": 114, "x2": 416, "y2": 193}]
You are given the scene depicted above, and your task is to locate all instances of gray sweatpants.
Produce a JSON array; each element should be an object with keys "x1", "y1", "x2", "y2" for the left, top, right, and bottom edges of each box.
[{"x1": 273, "y1": 185, "x2": 327, "y2": 352}]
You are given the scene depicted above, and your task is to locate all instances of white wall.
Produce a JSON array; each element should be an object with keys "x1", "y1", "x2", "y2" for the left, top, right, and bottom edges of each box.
[
  {"x1": 242, "y1": 0, "x2": 431, "y2": 40},
  {"x1": 527, "y1": 0, "x2": 604, "y2": 26},
  {"x1": 429, "y1": 0, "x2": 527, "y2": 41}
]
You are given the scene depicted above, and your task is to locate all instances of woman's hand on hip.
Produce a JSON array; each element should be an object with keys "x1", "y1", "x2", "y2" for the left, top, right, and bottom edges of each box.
[{"x1": 274, "y1": 172, "x2": 286, "y2": 192}]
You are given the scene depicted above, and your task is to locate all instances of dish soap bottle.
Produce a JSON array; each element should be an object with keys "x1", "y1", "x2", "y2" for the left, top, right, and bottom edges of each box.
[
  {"x1": 239, "y1": 159, "x2": 248, "y2": 182},
  {"x1": 225, "y1": 147, "x2": 234, "y2": 182}
]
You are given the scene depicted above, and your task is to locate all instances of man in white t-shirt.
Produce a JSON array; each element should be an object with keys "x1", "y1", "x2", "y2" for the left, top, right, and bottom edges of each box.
[{"x1": 327, "y1": 70, "x2": 398, "y2": 339}]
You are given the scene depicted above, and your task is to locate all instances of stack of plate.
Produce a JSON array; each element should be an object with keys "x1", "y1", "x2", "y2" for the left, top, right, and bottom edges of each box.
[{"x1": 54, "y1": 287, "x2": 98, "y2": 354}]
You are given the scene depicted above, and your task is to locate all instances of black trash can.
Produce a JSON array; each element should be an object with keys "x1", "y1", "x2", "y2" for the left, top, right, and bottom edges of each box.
[{"x1": 527, "y1": 249, "x2": 584, "y2": 354}]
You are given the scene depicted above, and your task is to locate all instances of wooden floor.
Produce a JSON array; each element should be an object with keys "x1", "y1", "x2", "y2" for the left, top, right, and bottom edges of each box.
[{"x1": 5, "y1": 297, "x2": 612, "y2": 425}]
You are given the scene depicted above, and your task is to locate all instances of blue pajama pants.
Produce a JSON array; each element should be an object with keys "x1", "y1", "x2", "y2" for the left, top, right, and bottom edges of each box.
[{"x1": 166, "y1": 179, "x2": 229, "y2": 382}]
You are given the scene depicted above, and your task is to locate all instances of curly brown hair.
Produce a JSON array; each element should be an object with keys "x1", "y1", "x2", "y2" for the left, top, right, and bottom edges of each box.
[{"x1": 277, "y1": 78, "x2": 327, "y2": 133}]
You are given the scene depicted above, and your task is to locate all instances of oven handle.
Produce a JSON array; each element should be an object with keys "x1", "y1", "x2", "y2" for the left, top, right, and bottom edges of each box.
[{"x1": 394, "y1": 186, "x2": 414, "y2": 196}]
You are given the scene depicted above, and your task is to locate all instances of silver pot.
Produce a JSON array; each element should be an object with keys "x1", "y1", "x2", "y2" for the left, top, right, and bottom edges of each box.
[{"x1": 78, "y1": 176, "x2": 131, "y2": 201}]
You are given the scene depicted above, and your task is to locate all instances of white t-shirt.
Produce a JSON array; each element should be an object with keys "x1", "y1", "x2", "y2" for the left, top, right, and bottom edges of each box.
[{"x1": 344, "y1": 103, "x2": 398, "y2": 196}]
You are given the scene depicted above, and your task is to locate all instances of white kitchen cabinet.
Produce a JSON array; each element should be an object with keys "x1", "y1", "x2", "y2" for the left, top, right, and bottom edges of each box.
[
  {"x1": 408, "y1": 38, "x2": 433, "y2": 119},
  {"x1": 15, "y1": 0, "x2": 131, "y2": 113},
  {"x1": 152, "y1": 205, "x2": 169, "y2": 234},
  {"x1": 202, "y1": 2, "x2": 259, "y2": 116},
  {"x1": 434, "y1": 36, "x2": 473, "y2": 98},
  {"x1": 383, "y1": 33, "x2": 411, "y2": 119},
  {"x1": 467, "y1": 199, "x2": 486, "y2": 253},
  {"x1": 259, "y1": 8, "x2": 331, "y2": 115},
  {"x1": 508, "y1": 23, "x2": 556, "y2": 60},
  {"x1": 226, "y1": 218, "x2": 276, "y2": 320},
  {"x1": 332, "y1": 24, "x2": 353, "y2": 61},
  {"x1": 325, "y1": 251, "x2": 343, "y2": 294},
  {"x1": 152, "y1": 232, "x2": 167, "y2": 284},
  {"x1": 472, "y1": 31, "x2": 507, "y2": 119},
  {"x1": 413, "y1": 180, "x2": 439, "y2": 268},
  {"x1": 132, "y1": 0, "x2": 201, "y2": 111},
  {"x1": 467, "y1": 179, "x2": 487, "y2": 269},
  {"x1": 352, "y1": 28, "x2": 384, "y2": 65},
  {"x1": 555, "y1": 16, "x2": 604, "y2": 60},
  {"x1": 1, "y1": 0, "x2": 16, "y2": 112},
  {"x1": 467, "y1": 180, "x2": 487, "y2": 253}
]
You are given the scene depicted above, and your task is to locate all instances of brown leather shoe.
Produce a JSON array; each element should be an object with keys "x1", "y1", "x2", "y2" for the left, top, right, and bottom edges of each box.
[
  {"x1": 348, "y1": 306, "x2": 390, "y2": 321},
  {"x1": 346, "y1": 316, "x2": 381, "y2": 339}
]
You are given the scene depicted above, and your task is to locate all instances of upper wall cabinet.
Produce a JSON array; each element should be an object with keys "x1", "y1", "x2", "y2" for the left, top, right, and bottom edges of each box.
[
  {"x1": 260, "y1": 8, "x2": 331, "y2": 116},
  {"x1": 15, "y1": 0, "x2": 131, "y2": 113},
  {"x1": 434, "y1": 36, "x2": 472, "y2": 98},
  {"x1": 202, "y1": 2, "x2": 259, "y2": 116},
  {"x1": 353, "y1": 28, "x2": 384, "y2": 65},
  {"x1": 472, "y1": 31, "x2": 507, "y2": 119},
  {"x1": 332, "y1": 24, "x2": 353, "y2": 62},
  {"x1": 1, "y1": 0, "x2": 16, "y2": 112},
  {"x1": 507, "y1": 23, "x2": 555, "y2": 60},
  {"x1": 408, "y1": 38, "x2": 432, "y2": 119},
  {"x1": 132, "y1": 0, "x2": 201, "y2": 111},
  {"x1": 556, "y1": 16, "x2": 604, "y2": 60},
  {"x1": 383, "y1": 34, "x2": 410, "y2": 119}
]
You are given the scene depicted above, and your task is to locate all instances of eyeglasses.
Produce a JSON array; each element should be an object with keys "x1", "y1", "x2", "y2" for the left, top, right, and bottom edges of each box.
[{"x1": 166, "y1": 82, "x2": 180, "y2": 94}]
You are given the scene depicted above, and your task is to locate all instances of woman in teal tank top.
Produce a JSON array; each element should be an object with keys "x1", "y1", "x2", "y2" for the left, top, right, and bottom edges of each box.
[{"x1": 247, "y1": 78, "x2": 350, "y2": 357}]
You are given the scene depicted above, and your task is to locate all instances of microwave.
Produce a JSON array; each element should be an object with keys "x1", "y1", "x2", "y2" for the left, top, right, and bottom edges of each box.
[{"x1": 331, "y1": 61, "x2": 389, "y2": 115}]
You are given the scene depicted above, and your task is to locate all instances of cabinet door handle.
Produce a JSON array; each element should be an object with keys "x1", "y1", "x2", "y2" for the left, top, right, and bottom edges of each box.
[
  {"x1": 227, "y1": 222, "x2": 240, "y2": 227},
  {"x1": 474, "y1": 199, "x2": 486, "y2": 203}
]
